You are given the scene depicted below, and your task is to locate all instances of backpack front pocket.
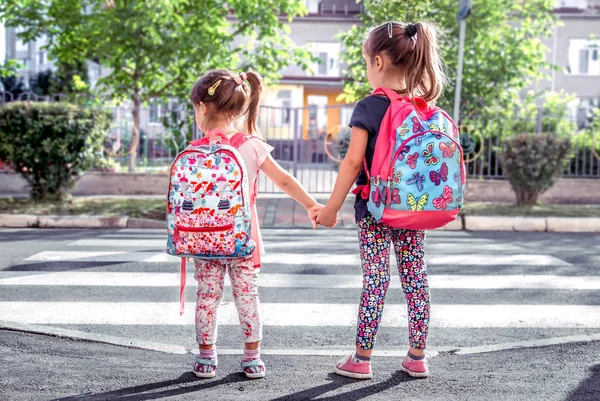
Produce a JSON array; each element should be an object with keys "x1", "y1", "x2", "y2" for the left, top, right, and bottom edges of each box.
[{"x1": 173, "y1": 223, "x2": 236, "y2": 256}]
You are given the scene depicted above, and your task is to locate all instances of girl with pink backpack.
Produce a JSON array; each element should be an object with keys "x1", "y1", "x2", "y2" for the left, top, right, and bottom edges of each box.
[
  {"x1": 180, "y1": 70, "x2": 324, "y2": 379},
  {"x1": 315, "y1": 21, "x2": 464, "y2": 379}
]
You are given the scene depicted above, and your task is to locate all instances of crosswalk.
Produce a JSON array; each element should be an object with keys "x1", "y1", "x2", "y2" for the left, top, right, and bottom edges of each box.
[{"x1": 1, "y1": 228, "x2": 599, "y2": 353}]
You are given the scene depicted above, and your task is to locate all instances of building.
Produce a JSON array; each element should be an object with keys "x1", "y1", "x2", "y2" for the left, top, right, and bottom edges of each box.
[
  {"x1": 2, "y1": 27, "x2": 105, "y2": 92},
  {"x1": 260, "y1": 0, "x2": 361, "y2": 141},
  {"x1": 3, "y1": 1, "x2": 599, "y2": 133},
  {"x1": 530, "y1": 0, "x2": 600, "y2": 125}
]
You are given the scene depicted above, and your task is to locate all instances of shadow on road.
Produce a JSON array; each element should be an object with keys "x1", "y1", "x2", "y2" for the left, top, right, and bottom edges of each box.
[
  {"x1": 52, "y1": 372, "x2": 246, "y2": 401},
  {"x1": 270, "y1": 371, "x2": 417, "y2": 401},
  {"x1": 564, "y1": 364, "x2": 600, "y2": 401}
]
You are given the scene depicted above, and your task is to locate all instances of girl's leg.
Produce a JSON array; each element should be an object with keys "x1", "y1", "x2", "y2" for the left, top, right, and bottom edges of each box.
[
  {"x1": 194, "y1": 260, "x2": 227, "y2": 348},
  {"x1": 391, "y1": 229, "x2": 429, "y2": 354},
  {"x1": 355, "y1": 215, "x2": 392, "y2": 358},
  {"x1": 228, "y1": 258, "x2": 264, "y2": 379},
  {"x1": 228, "y1": 258, "x2": 262, "y2": 345}
]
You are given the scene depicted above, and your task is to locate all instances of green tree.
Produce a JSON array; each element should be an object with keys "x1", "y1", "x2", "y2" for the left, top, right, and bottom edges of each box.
[
  {"x1": 50, "y1": 59, "x2": 90, "y2": 95},
  {"x1": 338, "y1": 0, "x2": 558, "y2": 116},
  {"x1": 1, "y1": 0, "x2": 315, "y2": 171}
]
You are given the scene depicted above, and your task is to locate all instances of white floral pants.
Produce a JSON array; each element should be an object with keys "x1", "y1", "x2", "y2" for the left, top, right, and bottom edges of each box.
[{"x1": 193, "y1": 258, "x2": 262, "y2": 345}]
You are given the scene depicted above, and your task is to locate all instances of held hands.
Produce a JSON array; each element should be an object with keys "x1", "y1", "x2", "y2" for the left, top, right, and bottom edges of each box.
[{"x1": 306, "y1": 204, "x2": 338, "y2": 229}]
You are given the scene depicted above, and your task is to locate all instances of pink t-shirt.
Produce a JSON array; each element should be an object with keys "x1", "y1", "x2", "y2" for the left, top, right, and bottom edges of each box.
[{"x1": 234, "y1": 136, "x2": 273, "y2": 268}]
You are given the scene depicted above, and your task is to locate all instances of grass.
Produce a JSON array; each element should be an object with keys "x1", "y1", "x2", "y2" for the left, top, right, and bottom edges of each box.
[
  {"x1": 0, "y1": 198, "x2": 165, "y2": 221},
  {"x1": 1, "y1": 198, "x2": 599, "y2": 220}
]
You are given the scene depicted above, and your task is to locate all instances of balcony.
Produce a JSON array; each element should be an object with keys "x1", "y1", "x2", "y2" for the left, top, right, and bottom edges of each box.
[{"x1": 305, "y1": 0, "x2": 364, "y2": 17}]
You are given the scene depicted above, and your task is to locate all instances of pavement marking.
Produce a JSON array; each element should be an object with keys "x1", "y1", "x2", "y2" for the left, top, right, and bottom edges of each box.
[
  {"x1": 2, "y1": 321, "x2": 599, "y2": 358},
  {"x1": 452, "y1": 333, "x2": 600, "y2": 355},
  {"x1": 1, "y1": 272, "x2": 599, "y2": 290},
  {"x1": 32, "y1": 249, "x2": 568, "y2": 266},
  {"x1": 67, "y1": 238, "x2": 523, "y2": 254},
  {"x1": 2, "y1": 302, "x2": 600, "y2": 328},
  {"x1": 0, "y1": 321, "x2": 188, "y2": 355},
  {"x1": 24, "y1": 251, "x2": 127, "y2": 261}
]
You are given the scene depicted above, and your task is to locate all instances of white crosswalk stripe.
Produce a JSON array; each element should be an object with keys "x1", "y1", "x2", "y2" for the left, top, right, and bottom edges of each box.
[
  {"x1": 24, "y1": 250, "x2": 570, "y2": 266},
  {"x1": 1, "y1": 229, "x2": 598, "y2": 354},
  {"x1": 1, "y1": 271, "x2": 599, "y2": 290}
]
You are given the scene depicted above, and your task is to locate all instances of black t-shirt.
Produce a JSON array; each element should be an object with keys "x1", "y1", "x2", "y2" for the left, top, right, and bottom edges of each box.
[{"x1": 348, "y1": 95, "x2": 391, "y2": 222}]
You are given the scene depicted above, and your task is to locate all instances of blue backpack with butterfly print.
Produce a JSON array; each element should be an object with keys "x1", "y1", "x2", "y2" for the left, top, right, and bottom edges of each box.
[{"x1": 353, "y1": 88, "x2": 466, "y2": 230}]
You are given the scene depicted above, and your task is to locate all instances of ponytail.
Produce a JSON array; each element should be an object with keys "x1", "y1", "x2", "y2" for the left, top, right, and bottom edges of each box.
[
  {"x1": 245, "y1": 71, "x2": 263, "y2": 135},
  {"x1": 405, "y1": 22, "x2": 446, "y2": 104},
  {"x1": 190, "y1": 69, "x2": 263, "y2": 135},
  {"x1": 364, "y1": 21, "x2": 447, "y2": 105}
]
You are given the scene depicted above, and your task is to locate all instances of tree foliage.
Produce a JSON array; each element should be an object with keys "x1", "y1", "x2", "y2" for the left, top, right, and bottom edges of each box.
[
  {"x1": 338, "y1": 0, "x2": 559, "y2": 116},
  {"x1": 1, "y1": 0, "x2": 316, "y2": 171}
]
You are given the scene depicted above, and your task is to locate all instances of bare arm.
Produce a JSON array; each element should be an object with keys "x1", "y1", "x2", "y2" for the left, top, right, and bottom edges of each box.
[
  {"x1": 316, "y1": 126, "x2": 368, "y2": 226},
  {"x1": 260, "y1": 155, "x2": 321, "y2": 228}
]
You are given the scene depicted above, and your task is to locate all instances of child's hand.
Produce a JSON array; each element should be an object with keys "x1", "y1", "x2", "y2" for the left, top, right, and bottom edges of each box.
[
  {"x1": 307, "y1": 203, "x2": 324, "y2": 230},
  {"x1": 316, "y1": 206, "x2": 338, "y2": 228}
]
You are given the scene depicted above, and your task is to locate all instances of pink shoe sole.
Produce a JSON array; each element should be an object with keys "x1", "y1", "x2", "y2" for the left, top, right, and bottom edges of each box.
[
  {"x1": 335, "y1": 354, "x2": 373, "y2": 380},
  {"x1": 401, "y1": 357, "x2": 429, "y2": 378},
  {"x1": 335, "y1": 366, "x2": 373, "y2": 380}
]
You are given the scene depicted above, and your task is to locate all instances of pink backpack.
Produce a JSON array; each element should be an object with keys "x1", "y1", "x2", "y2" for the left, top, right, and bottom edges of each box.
[
  {"x1": 353, "y1": 88, "x2": 466, "y2": 230},
  {"x1": 166, "y1": 130, "x2": 257, "y2": 314}
]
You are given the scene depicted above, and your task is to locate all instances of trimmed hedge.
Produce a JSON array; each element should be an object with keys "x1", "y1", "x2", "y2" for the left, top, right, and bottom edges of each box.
[
  {"x1": 0, "y1": 102, "x2": 111, "y2": 201},
  {"x1": 501, "y1": 133, "x2": 572, "y2": 206}
]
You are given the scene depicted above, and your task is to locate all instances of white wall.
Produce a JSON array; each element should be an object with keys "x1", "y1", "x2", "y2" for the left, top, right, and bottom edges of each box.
[{"x1": 0, "y1": 22, "x2": 5, "y2": 64}]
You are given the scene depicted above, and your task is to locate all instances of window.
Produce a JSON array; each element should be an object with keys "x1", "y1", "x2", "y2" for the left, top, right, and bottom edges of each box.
[
  {"x1": 556, "y1": 0, "x2": 588, "y2": 8},
  {"x1": 149, "y1": 101, "x2": 161, "y2": 124},
  {"x1": 38, "y1": 51, "x2": 45, "y2": 65},
  {"x1": 18, "y1": 58, "x2": 30, "y2": 70},
  {"x1": 268, "y1": 89, "x2": 292, "y2": 126},
  {"x1": 318, "y1": 52, "x2": 328, "y2": 75},
  {"x1": 568, "y1": 39, "x2": 600, "y2": 75},
  {"x1": 304, "y1": 0, "x2": 320, "y2": 13},
  {"x1": 15, "y1": 31, "x2": 28, "y2": 52},
  {"x1": 307, "y1": 95, "x2": 328, "y2": 139},
  {"x1": 309, "y1": 42, "x2": 341, "y2": 77},
  {"x1": 575, "y1": 98, "x2": 600, "y2": 129}
]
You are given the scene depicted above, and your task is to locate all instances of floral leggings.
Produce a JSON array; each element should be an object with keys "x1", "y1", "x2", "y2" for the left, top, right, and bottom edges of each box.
[
  {"x1": 193, "y1": 258, "x2": 261, "y2": 345},
  {"x1": 356, "y1": 215, "x2": 430, "y2": 350}
]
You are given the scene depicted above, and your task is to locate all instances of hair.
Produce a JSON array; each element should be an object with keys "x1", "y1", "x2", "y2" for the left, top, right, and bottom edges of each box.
[
  {"x1": 363, "y1": 21, "x2": 447, "y2": 105},
  {"x1": 189, "y1": 69, "x2": 263, "y2": 135}
]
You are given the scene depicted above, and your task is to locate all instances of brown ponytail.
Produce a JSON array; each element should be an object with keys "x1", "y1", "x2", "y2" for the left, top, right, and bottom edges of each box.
[
  {"x1": 364, "y1": 21, "x2": 447, "y2": 105},
  {"x1": 189, "y1": 69, "x2": 263, "y2": 135},
  {"x1": 244, "y1": 71, "x2": 263, "y2": 135}
]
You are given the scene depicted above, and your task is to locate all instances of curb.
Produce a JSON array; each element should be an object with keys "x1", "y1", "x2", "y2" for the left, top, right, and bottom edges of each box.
[
  {"x1": 2, "y1": 321, "x2": 599, "y2": 357},
  {"x1": 0, "y1": 213, "x2": 600, "y2": 232},
  {"x1": 0, "y1": 214, "x2": 164, "y2": 229}
]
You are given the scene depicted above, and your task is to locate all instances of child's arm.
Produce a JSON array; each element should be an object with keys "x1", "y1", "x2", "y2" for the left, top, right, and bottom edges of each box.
[
  {"x1": 316, "y1": 127, "x2": 368, "y2": 227},
  {"x1": 260, "y1": 155, "x2": 321, "y2": 229}
]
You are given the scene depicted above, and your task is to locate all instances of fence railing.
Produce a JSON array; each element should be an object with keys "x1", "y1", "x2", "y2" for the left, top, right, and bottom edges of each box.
[{"x1": 1, "y1": 91, "x2": 599, "y2": 193}]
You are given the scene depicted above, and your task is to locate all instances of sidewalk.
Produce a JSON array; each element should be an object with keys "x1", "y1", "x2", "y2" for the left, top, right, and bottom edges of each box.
[
  {"x1": 1, "y1": 329, "x2": 599, "y2": 401},
  {"x1": 1, "y1": 194, "x2": 600, "y2": 232}
]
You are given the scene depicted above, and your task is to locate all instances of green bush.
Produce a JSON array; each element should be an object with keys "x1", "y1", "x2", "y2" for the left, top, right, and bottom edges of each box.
[
  {"x1": 0, "y1": 102, "x2": 111, "y2": 201},
  {"x1": 501, "y1": 133, "x2": 572, "y2": 206}
]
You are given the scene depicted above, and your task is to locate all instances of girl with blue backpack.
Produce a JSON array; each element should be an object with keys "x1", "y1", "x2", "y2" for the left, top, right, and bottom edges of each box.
[
  {"x1": 170, "y1": 70, "x2": 323, "y2": 379},
  {"x1": 315, "y1": 21, "x2": 465, "y2": 379}
]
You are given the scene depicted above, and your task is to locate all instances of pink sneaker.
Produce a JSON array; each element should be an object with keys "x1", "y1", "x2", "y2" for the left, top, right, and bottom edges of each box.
[
  {"x1": 335, "y1": 353, "x2": 372, "y2": 380},
  {"x1": 400, "y1": 354, "x2": 429, "y2": 378}
]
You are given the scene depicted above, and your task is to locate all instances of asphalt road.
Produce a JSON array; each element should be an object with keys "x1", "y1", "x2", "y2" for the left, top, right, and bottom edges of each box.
[{"x1": 0, "y1": 228, "x2": 599, "y2": 400}]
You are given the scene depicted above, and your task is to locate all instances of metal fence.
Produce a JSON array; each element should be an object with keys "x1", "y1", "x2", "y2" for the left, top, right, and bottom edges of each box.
[{"x1": 1, "y1": 91, "x2": 599, "y2": 193}]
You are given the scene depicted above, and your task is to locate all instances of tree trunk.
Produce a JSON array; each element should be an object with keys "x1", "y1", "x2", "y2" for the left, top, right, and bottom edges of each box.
[
  {"x1": 128, "y1": 90, "x2": 141, "y2": 173},
  {"x1": 515, "y1": 188, "x2": 538, "y2": 206}
]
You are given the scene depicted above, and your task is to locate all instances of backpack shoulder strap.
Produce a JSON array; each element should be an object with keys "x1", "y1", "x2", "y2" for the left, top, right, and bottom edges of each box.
[
  {"x1": 230, "y1": 132, "x2": 256, "y2": 149},
  {"x1": 372, "y1": 87, "x2": 402, "y2": 102}
]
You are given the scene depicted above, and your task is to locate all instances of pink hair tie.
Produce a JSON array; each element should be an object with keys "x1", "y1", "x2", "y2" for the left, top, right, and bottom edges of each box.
[
  {"x1": 239, "y1": 72, "x2": 247, "y2": 82},
  {"x1": 232, "y1": 75, "x2": 242, "y2": 85}
]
